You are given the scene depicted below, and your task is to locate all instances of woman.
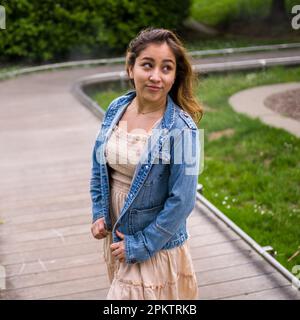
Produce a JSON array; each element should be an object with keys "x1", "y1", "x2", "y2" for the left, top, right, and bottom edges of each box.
[{"x1": 90, "y1": 27, "x2": 203, "y2": 300}]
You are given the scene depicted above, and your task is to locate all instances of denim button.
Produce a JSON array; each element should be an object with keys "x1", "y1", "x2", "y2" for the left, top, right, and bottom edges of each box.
[{"x1": 145, "y1": 165, "x2": 149, "y2": 170}]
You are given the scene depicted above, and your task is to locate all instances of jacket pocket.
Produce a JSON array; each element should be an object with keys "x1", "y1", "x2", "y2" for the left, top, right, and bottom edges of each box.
[{"x1": 129, "y1": 203, "x2": 164, "y2": 234}]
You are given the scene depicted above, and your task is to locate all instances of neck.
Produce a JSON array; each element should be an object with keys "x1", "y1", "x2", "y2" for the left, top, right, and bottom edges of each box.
[{"x1": 134, "y1": 96, "x2": 167, "y2": 115}]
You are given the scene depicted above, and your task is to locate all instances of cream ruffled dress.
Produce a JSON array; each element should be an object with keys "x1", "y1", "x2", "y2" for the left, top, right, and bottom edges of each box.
[{"x1": 103, "y1": 118, "x2": 198, "y2": 300}]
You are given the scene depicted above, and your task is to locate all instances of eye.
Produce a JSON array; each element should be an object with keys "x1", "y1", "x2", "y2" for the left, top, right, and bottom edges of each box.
[
  {"x1": 142, "y1": 62, "x2": 152, "y2": 68},
  {"x1": 162, "y1": 65, "x2": 173, "y2": 72}
]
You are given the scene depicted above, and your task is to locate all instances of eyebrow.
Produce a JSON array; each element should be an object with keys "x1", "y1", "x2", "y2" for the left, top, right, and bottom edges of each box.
[{"x1": 141, "y1": 56, "x2": 175, "y2": 65}]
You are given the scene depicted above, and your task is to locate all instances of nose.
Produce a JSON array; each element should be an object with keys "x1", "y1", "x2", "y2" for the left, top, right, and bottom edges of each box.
[{"x1": 149, "y1": 68, "x2": 161, "y2": 82}]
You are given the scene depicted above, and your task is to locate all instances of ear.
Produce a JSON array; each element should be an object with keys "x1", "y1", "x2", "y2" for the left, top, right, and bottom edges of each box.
[{"x1": 128, "y1": 65, "x2": 134, "y2": 79}]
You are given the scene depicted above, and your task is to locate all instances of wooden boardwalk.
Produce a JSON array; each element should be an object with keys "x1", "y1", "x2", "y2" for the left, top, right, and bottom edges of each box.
[{"x1": 0, "y1": 67, "x2": 299, "y2": 300}]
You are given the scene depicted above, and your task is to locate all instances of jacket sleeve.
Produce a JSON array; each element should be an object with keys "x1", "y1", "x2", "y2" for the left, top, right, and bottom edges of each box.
[
  {"x1": 124, "y1": 127, "x2": 200, "y2": 263},
  {"x1": 89, "y1": 96, "x2": 122, "y2": 223},
  {"x1": 90, "y1": 140, "x2": 104, "y2": 223}
]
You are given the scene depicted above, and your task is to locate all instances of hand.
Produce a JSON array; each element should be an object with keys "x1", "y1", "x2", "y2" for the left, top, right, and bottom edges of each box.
[
  {"x1": 91, "y1": 217, "x2": 107, "y2": 240},
  {"x1": 110, "y1": 230, "x2": 126, "y2": 262}
]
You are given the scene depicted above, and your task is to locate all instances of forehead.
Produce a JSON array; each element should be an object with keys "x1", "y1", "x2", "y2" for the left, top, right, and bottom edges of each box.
[{"x1": 138, "y1": 42, "x2": 176, "y2": 63}]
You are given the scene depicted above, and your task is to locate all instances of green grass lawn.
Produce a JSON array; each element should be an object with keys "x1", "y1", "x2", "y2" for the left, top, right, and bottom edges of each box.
[
  {"x1": 187, "y1": 0, "x2": 300, "y2": 52},
  {"x1": 197, "y1": 66, "x2": 300, "y2": 272},
  {"x1": 190, "y1": 0, "x2": 298, "y2": 27},
  {"x1": 91, "y1": 66, "x2": 300, "y2": 272}
]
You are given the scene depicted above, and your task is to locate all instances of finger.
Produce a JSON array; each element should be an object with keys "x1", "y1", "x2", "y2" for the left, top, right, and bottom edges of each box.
[
  {"x1": 95, "y1": 224, "x2": 103, "y2": 238},
  {"x1": 110, "y1": 238, "x2": 124, "y2": 249},
  {"x1": 94, "y1": 231, "x2": 104, "y2": 240},
  {"x1": 115, "y1": 251, "x2": 125, "y2": 261},
  {"x1": 116, "y1": 230, "x2": 125, "y2": 239},
  {"x1": 110, "y1": 243, "x2": 118, "y2": 250},
  {"x1": 111, "y1": 247, "x2": 124, "y2": 257},
  {"x1": 97, "y1": 221, "x2": 108, "y2": 236},
  {"x1": 97, "y1": 222, "x2": 107, "y2": 236},
  {"x1": 100, "y1": 228, "x2": 108, "y2": 237},
  {"x1": 91, "y1": 224, "x2": 99, "y2": 238}
]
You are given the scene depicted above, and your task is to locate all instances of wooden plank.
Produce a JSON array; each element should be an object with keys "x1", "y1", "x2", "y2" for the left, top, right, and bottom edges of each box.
[
  {"x1": 0, "y1": 232, "x2": 92, "y2": 255},
  {"x1": 48, "y1": 288, "x2": 108, "y2": 300},
  {"x1": 1, "y1": 182, "x2": 89, "y2": 203},
  {"x1": 189, "y1": 231, "x2": 240, "y2": 248},
  {"x1": 0, "y1": 214, "x2": 90, "y2": 235},
  {"x1": 1, "y1": 207, "x2": 91, "y2": 226},
  {"x1": 4, "y1": 253, "x2": 103, "y2": 278},
  {"x1": 225, "y1": 285, "x2": 300, "y2": 300},
  {"x1": 0, "y1": 224, "x2": 90, "y2": 244},
  {"x1": 0, "y1": 174, "x2": 89, "y2": 192},
  {"x1": 198, "y1": 272, "x2": 290, "y2": 300},
  {"x1": 0, "y1": 275, "x2": 109, "y2": 300},
  {"x1": 4, "y1": 263, "x2": 107, "y2": 290},
  {"x1": 0, "y1": 198, "x2": 91, "y2": 217},
  {"x1": 192, "y1": 250, "x2": 258, "y2": 273},
  {"x1": 1, "y1": 241, "x2": 100, "y2": 266},
  {"x1": 196, "y1": 259, "x2": 276, "y2": 287},
  {"x1": 1, "y1": 193, "x2": 89, "y2": 211}
]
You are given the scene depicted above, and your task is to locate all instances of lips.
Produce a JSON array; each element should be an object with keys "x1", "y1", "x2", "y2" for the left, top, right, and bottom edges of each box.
[{"x1": 146, "y1": 85, "x2": 162, "y2": 91}]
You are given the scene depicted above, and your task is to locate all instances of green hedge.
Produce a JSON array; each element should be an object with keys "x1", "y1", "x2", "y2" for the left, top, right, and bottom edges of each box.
[
  {"x1": 98, "y1": 0, "x2": 191, "y2": 51},
  {"x1": 0, "y1": 0, "x2": 105, "y2": 63},
  {"x1": 0, "y1": 0, "x2": 190, "y2": 63}
]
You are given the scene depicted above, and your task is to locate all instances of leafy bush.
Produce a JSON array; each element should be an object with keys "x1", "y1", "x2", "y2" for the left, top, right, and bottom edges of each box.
[
  {"x1": 0, "y1": 0, "x2": 191, "y2": 63},
  {"x1": 0, "y1": 0, "x2": 105, "y2": 63},
  {"x1": 97, "y1": 0, "x2": 191, "y2": 52}
]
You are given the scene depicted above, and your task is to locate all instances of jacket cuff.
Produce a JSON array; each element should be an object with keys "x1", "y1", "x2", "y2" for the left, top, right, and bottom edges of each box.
[
  {"x1": 92, "y1": 212, "x2": 104, "y2": 224},
  {"x1": 125, "y1": 232, "x2": 151, "y2": 264}
]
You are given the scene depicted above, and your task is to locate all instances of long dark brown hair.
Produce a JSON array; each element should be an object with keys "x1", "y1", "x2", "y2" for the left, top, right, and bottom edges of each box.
[{"x1": 125, "y1": 27, "x2": 203, "y2": 125}]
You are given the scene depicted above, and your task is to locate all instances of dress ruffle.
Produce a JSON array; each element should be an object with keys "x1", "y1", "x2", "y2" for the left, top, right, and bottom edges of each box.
[{"x1": 105, "y1": 234, "x2": 198, "y2": 300}]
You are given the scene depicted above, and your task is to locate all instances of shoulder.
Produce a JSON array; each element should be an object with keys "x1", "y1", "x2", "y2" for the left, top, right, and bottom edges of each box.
[
  {"x1": 173, "y1": 106, "x2": 198, "y2": 130},
  {"x1": 103, "y1": 90, "x2": 135, "y2": 123}
]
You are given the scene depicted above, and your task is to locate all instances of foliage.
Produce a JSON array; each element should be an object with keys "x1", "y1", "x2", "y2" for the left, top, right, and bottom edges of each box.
[
  {"x1": 0, "y1": 0, "x2": 107, "y2": 62},
  {"x1": 191, "y1": 0, "x2": 300, "y2": 27},
  {"x1": 97, "y1": 0, "x2": 191, "y2": 52},
  {"x1": 0, "y1": 0, "x2": 191, "y2": 63}
]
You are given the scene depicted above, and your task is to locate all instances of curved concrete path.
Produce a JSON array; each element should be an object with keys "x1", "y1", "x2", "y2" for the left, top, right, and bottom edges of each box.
[
  {"x1": 229, "y1": 82, "x2": 300, "y2": 138},
  {"x1": 0, "y1": 65, "x2": 299, "y2": 300}
]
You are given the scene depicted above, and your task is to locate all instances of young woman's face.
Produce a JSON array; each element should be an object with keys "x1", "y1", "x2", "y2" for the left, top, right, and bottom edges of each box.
[{"x1": 128, "y1": 42, "x2": 176, "y2": 104}]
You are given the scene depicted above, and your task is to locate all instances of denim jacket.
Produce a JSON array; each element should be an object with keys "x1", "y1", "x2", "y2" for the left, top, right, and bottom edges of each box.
[{"x1": 90, "y1": 90, "x2": 200, "y2": 264}]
